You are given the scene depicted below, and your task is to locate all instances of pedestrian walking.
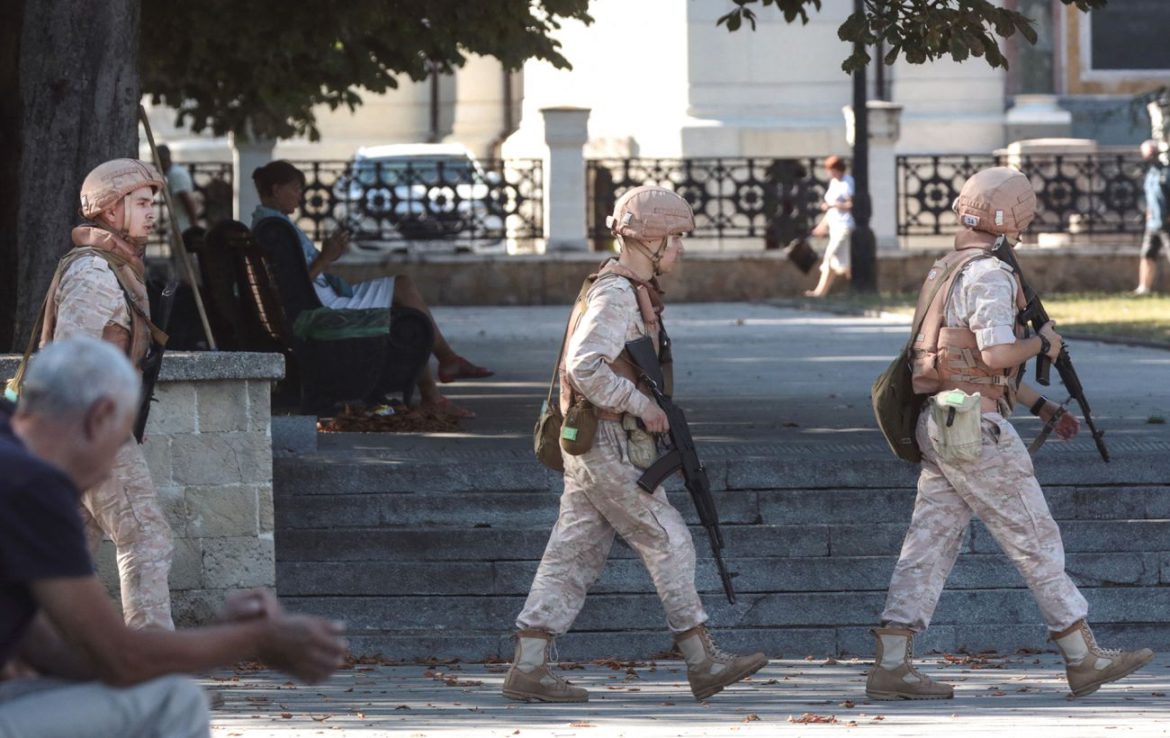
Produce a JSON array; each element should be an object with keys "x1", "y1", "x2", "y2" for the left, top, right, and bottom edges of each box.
[
  {"x1": 868, "y1": 167, "x2": 1153, "y2": 700},
  {"x1": 1135, "y1": 139, "x2": 1167, "y2": 295},
  {"x1": 504, "y1": 187, "x2": 767, "y2": 704}
]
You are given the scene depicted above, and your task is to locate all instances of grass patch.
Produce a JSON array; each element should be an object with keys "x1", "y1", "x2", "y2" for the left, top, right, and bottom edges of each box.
[{"x1": 815, "y1": 292, "x2": 1170, "y2": 346}]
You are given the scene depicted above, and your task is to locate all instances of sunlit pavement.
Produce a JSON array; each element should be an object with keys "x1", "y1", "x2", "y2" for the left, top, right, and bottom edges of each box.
[
  {"x1": 207, "y1": 652, "x2": 1170, "y2": 737},
  {"x1": 419, "y1": 302, "x2": 1170, "y2": 447}
]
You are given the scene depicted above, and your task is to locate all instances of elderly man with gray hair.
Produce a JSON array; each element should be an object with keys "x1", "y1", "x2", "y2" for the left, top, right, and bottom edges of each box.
[{"x1": 0, "y1": 337, "x2": 346, "y2": 738}]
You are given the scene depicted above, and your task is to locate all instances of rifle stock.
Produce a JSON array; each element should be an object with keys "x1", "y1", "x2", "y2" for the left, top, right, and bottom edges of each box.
[
  {"x1": 625, "y1": 336, "x2": 737, "y2": 604},
  {"x1": 992, "y1": 237, "x2": 1110, "y2": 463}
]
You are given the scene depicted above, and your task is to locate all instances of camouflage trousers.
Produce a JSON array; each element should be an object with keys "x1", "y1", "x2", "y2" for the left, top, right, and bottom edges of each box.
[
  {"x1": 516, "y1": 421, "x2": 709, "y2": 636},
  {"x1": 882, "y1": 411, "x2": 1088, "y2": 633},
  {"x1": 82, "y1": 439, "x2": 175, "y2": 630}
]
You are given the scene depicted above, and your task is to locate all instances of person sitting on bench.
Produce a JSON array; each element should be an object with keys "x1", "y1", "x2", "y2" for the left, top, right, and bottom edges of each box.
[{"x1": 251, "y1": 160, "x2": 491, "y2": 417}]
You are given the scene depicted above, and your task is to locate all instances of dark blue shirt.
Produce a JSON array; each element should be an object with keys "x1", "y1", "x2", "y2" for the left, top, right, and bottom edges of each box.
[{"x1": 0, "y1": 402, "x2": 93, "y2": 668}]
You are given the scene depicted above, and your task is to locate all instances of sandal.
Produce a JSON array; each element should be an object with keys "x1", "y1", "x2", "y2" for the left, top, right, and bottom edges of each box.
[
  {"x1": 438, "y1": 355, "x2": 494, "y2": 383},
  {"x1": 420, "y1": 395, "x2": 477, "y2": 419}
]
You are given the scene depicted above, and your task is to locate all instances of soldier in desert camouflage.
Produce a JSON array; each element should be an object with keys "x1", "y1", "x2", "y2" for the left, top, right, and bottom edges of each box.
[
  {"x1": 36, "y1": 159, "x2": 174, "y2": 630},
  {"x1": 503, "y1": 186, "x2": 767, "y2": 704},
  {"x1": 868, "y1": 167, "x2": 1153, "y2": 700}
]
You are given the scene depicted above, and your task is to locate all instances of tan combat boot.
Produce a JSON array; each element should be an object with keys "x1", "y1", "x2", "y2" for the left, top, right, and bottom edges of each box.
[
  {"x1": 1052, "y1": 620, "x2": 1154, "y2": 698},
  {"x1": 674, "y1": 625, "x2": 768, "y2": 700},
  {"x1": 865, "y1": 627, "x2": 954, "y2": 700},
  {"x1": 501, "y1": 630, "x2": 588, "y2": 703}
]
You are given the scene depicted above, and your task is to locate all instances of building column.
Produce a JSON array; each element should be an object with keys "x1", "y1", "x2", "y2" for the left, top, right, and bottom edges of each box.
[
  {"x1": 845, "y1": 101, "x2": 903, "y2": 251},
  {"x1": 231, "y1": 131, "x2": 275, "y2": 222},
  {"x1": 541, "y1": 107, "x2": 590, "y2": 253},
  {"x1": 446, "y1": 55, "x2": 509, "y2": 160}
]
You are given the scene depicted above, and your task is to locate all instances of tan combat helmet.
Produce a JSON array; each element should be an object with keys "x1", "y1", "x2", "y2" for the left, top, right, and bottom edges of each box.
[
  {"x1": 952, "y1": 166, "x2": 1036, "y2": 236},
  {"x1": 607, "y1": 186, "x2": 695, "y2": 243},
  {"x1": 79, "y1": 159, "x2": 165, "y2": 220}
]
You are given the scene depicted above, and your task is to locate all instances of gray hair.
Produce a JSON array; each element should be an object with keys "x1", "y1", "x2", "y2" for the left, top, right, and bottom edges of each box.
[{"x1": 20, "y1": 337, "x2": 140, "y2": 420}]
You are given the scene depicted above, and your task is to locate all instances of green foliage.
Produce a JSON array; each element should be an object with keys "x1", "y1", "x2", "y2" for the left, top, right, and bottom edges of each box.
[
  {"x1": 140, "y1": 0, "x2": 591, "y2": 141},
  {"x1": 718, "y1": 0, "x2": 1106, "y2": 73}
]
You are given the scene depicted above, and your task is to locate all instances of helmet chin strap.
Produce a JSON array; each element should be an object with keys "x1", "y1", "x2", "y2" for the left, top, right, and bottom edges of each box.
[{"x1": 623, "y1": 236, "x2": 668, "y2": 277}]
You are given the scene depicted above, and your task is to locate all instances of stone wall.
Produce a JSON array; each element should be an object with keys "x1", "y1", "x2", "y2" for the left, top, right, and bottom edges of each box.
[
  {"x1": 0, "y1": 351, "x2": 284, "y2": 626},
  {"x1": 333, "y1": 246, "x2": 1147, "y2": 305}
]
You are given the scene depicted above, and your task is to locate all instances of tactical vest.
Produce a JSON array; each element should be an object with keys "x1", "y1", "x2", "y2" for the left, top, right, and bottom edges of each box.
[
  {"x1": 909, "y1": 235, "x2": 1026, "y2": 414},
  {"x1": 40, "y1": 246, "x2": 163, "y2": 368},
  {"x1": 559, "y1": 260, "x2": 672, "y2": 419}
]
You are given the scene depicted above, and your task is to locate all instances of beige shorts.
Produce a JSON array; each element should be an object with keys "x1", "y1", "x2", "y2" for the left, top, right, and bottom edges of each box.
[{"x1": 822, "y1": 223, "x2": 853, "y2": 275}]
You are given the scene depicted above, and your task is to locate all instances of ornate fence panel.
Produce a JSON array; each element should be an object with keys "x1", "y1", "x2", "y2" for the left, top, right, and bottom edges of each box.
[
  {"x1": 896, "y1": 155, "x2": 997, "y2": 237},
  {"x1": 293, "y1": 158, "x2": 543, "y2": 253},
  {"x1": 148, "y1": 162, "x2": 234, "y2": 258},
  {"x1": 1014, "y1": 153, "x2": 1146, "y2": 235},
  {"x1": 898, "y1": 154, "x2": 1147, "y2": 236},
  {"x1": 587, "y1": 158, "x2": 832, "y2": 249}
]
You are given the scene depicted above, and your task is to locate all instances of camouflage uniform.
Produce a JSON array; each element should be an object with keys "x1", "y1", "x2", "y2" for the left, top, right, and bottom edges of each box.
[
  {"x1": 516, "y1": 275, "x2": 708, "y2": 635},
  {"x1": 881, "y1": 258, "x2": 1088, "y2": 633},
  {"x1": 47, "y1": 247, "x2": 175, "y2": 631}
]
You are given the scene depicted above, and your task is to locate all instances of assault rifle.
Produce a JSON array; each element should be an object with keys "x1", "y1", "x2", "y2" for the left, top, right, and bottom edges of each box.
[
  {"x1": 134, "y1": 281, "x2": 177, "y2": 443},
  {"x1": 625, "y1": 335, "x2": 737, "y2": 604},
  {"x1": 992, "y1": 237, "x2": 1110, "y2": 463}
]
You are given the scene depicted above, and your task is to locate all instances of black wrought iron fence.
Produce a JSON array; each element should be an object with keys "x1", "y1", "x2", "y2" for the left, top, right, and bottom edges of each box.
[
  {"x1": 587, "y1": 157, "x2": 833, "y2": 249},
  {"x1": 147, "y1": 162, "x2": 234, "y2": 258},
  {"x1": 292, "y1": 158, "x2": 543, "y2": 253},
  {"x1": 898, "y1": 153, "x2": 1147, "y2": 236}
]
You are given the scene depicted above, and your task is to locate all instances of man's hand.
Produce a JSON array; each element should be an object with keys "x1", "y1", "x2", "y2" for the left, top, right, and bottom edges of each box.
[
  {"x1": 640, "y1": 403, "x2": 670, "y2": 434},
  {"x1": 1044, "y1": 406, "x2": 1081, "y2": 440},
  {"x1": 258, "y1": 615, "x2": 347, "y2": 685},
  {"x1": 1038, "y1": 321, "x2": 1063, "y2": 362}
]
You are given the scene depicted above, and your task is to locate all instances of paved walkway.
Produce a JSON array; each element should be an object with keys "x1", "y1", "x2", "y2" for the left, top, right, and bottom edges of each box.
[
  {"x1": 206, "y1": 653, "x2": 1170, "y2": 737},
  {"x1": 323, "y1": 302, "x2": 1170, "y2": 458}
]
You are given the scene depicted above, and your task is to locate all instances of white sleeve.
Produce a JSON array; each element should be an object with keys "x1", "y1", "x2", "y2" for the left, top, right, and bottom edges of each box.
[{"x1": 960, "y1": 263, "x2": 1019, "y2": 350}]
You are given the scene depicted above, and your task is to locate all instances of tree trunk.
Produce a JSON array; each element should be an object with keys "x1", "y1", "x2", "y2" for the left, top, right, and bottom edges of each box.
[{"x1": 0, "y1": 0, "x2": 140, "y2": 353}]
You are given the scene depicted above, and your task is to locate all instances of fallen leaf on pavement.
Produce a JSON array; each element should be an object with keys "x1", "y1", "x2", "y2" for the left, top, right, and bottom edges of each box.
[{"x1": 789, "y1": 713, "x2": 838, "y2": 724}]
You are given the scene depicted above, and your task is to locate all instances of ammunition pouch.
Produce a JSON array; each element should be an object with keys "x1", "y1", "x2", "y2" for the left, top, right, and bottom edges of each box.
[
  {"x1": 622, "y1": 414, "x2": 658, "y2": 469},
  {"x1": 927, "y1": 389, "x2": 983, "y2": 463}
]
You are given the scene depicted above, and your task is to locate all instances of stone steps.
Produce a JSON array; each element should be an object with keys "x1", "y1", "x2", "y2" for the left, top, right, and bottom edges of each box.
[
  {"x1": 278, "y1": 553, "x2": 1166, "y2": 596},
  {"x1": 275, "y1": 487, "x2": 1170, "y2": 529},
  {"x1": 273, "y1": 445, "x2": 1170, "y2": 660}
]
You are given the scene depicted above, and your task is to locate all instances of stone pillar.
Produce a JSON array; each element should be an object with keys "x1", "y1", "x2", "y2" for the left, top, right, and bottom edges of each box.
[
  {"x1": 231, "y1": 132, "x2": 275, "y2": 222},
  {"x1": 845, "y1": 101, "x2": 903, "y2": 251},
  {"x1": 541, "y1": 107, "x2": 590, "y2": 253}
]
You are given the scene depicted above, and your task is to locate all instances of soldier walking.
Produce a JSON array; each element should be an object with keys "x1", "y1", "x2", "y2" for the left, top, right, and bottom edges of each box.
[
  {"x1": 868, "y1": 167, "x2": 1153, "y2": 700},
  {"x1": 503, "y1": 187, "x2": 766, "y2": 703},
  {"x1": 35, "y1": 159, "x2": 175, "y2": 630}
]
